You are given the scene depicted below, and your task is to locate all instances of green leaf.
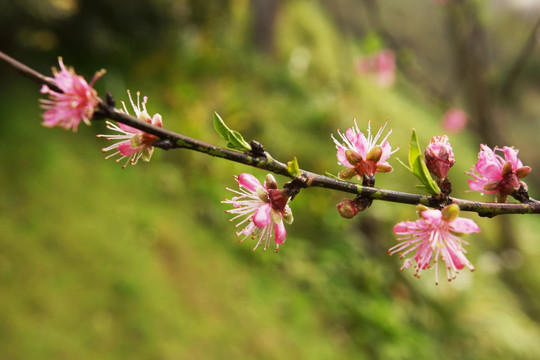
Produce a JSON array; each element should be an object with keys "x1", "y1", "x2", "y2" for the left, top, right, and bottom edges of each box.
[
  {"x1": 396, "y1": 157, "x2": 412, "y2": 172},
  {"x1": 399, "y1": 130, "x2": 441, "y2": 195},
  {"x1": 213, "y1": 112, "x2": 252, "y2": 151},
  {"x1": 409, "y1": 129, "x2": 421, "y2": 170},
  {"x1": 213, "y1": 112, "x2": 230, "y2": 141},
  {"x1": 287, "y1": 157, "x2": 301, "y2": 177},
  {"x1": 228, "y1": 130, "x2": 252, "y2": 151}
]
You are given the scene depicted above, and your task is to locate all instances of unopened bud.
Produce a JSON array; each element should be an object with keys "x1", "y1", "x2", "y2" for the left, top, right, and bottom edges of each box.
[
  {"x1": 337, "y1": 199, "x2": 359, "y2": 219},
  {"x1": 424, "y1": 136, "x2": 455, "y2": 179}
]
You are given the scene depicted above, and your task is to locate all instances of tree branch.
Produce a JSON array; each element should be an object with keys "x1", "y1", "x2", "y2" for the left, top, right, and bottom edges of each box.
[{"x1": 1, "y1": 50, "x2": 539, "y2": 216}]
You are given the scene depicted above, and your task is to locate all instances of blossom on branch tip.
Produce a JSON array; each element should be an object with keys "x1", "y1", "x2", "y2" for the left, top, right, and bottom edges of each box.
[
  {"x1": 425, "y1": 135, "x2": 455, "y2": 179},
  {"x1": 466, "y1": 145, "x2": 531, "y2": 202},
  {"x1": 332, "y1": 120, "x2": 397, "y2": 180},
  {"x1": 388, "y1": 204, "x2": 480, "y2": 284},
  {"x1": 222, "y1": 173, "x2": 293, "y2": 252},
  {"x1": 40, "y1": 57, "x2": 104, "y2": 131},
  {"x1": 97, "y1": 91, "x2": 162, "y2": 169}
]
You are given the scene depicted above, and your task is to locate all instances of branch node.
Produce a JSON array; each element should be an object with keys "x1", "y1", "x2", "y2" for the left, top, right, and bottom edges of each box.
[
  {"x1": 152, "y1": 138, "x2": 175, "y2": 150},
  {"x1": 249, "y1": 140, "x2": 266, "y2": 156}
]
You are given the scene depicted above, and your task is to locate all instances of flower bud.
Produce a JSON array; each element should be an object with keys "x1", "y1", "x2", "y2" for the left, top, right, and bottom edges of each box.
[
  {"x1": 424, "y1": 136, "x2": 455, "y2": 179},
  {"x1": 337, "y1": 199, "x2": 359, "y2": 219}
]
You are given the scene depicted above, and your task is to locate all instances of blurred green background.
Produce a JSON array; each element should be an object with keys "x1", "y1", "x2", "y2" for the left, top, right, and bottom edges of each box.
[{"x1": 2, "y1": 0, "x2": 540, "y2": 359}]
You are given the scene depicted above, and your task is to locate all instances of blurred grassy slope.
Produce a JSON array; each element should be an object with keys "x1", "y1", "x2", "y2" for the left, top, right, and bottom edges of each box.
[{"x1": 2, "y1": 1, "x2": 540, "y2": 359}]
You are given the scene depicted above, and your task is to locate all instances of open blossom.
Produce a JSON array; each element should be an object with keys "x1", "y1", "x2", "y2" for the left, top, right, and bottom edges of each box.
[
  {"x1": 388, "y1": 204, "x2": 480, "y2": 284},
  {"x1": 332, "y1": 120, "x2": 397, "y2": 180},
  {"x1": 222, "y1": 173, "x2": 293, "y2": 252},
  {"x1": 425, "y1": 135, "x2": 455, "y2": 179},
  {"x1": 466, "y1": 145, "x2": 531, "y2": 201},
  {"x1": 97, "y1": 91, "x2": 162, "y2": 169},
  {"x1": 40, "y1": 57, "x2": 104, "y2": 131},
  {"x1": 355, "y1": 49, "x2": 396, "y2": 88}
]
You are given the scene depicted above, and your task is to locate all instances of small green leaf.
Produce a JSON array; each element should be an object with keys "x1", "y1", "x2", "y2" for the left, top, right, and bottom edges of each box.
[
  {"x1": 399, "y1": 130, "x2": 441, "y2": 195},
  {"x1": 396, "y1": 157, "x2": 412, "y2": 172},
  {"x1": 287, "y1": 157, "x2": 301, "y2": 177},
  {"x1": 228, "y1": 130, "x2": 252, "y2": 151},
  {"x1": 213, "y1": 112, "x2": 230, "y2": 140},
  {"x1": 409, "y1": 129, "x2": 421, "y2": 170},
  {"x1": 213, "y1": 112, "x2": 252, "y2": 151}
]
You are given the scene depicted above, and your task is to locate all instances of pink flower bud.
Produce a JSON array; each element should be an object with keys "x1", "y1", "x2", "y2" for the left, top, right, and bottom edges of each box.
[{"x1": 424, "y1": 136, "x2": 455, "y2": 179}]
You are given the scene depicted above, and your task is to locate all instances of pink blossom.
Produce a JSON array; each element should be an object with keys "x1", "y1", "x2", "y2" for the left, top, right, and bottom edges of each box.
[
  {"x1": 466, "y1": 145, "x2": 531, "y2": 201},
  {"x1": 40, "y1": 57, "x2": 104, "y2": 131},
  {"x1": 332, "y1": 120, "x2": 397, "y2": 180},
  {"x1": 97, "y1": 91, "x2": 162, "y2": 169},
  {"x1": 425, "y1": 135, "x2": 455, "y2": 179},
  {"x1": 356, "y1": 49, "x2": 396, "y2": 88},
  {"x1": 222, "y1": 173, "x2": 293, "y2": 252},
  {"x1": 388, "y1": 204, "x2": 480, "y2": 284},
  {"x1": 441, "y1": 108, "x2": 468, "y2": 133}
]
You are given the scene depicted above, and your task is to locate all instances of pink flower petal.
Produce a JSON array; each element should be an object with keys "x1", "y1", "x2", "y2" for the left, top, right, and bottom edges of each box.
[
  {"x1": 420, "y1": 209, "x2": 442, "y2": 225},
  {"x1": 118, "y1": 122, "x2": 142, "y2": 134},
  {"x1": 449, "y1": 218, "x2": 481, "y2": 234},
  {"x1": 274, "y1": 221, "x2": 286, "y2": 245},
  {"x1": 253, "y1": 203, "x2": 272, "y2": 227},
  {"x1": 118, "y1": 142, "x2": 142, "y2": 156},
  {"x1": 238, "y1": 173, "x2": 263, "y2": 192},
  {"x1": 502, "y1": 146, "x2": 523, "y2": 170},
  {"x1": 336, "y1": 147, "x2": 353, "y2": 168}
]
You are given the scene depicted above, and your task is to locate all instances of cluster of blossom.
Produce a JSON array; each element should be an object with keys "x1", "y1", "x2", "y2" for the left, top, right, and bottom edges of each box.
[
  {"x1": 38, "y1": 58, "x2": 532, "y2": 284},
  {"x1": 40, "y1": 58, "x2": 162, "y2": 169}
]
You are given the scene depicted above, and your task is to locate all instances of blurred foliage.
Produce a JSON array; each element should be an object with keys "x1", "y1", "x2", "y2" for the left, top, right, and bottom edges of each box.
[{"x1": 2, "y1": 0, "x2": 540, "y2": 359}]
